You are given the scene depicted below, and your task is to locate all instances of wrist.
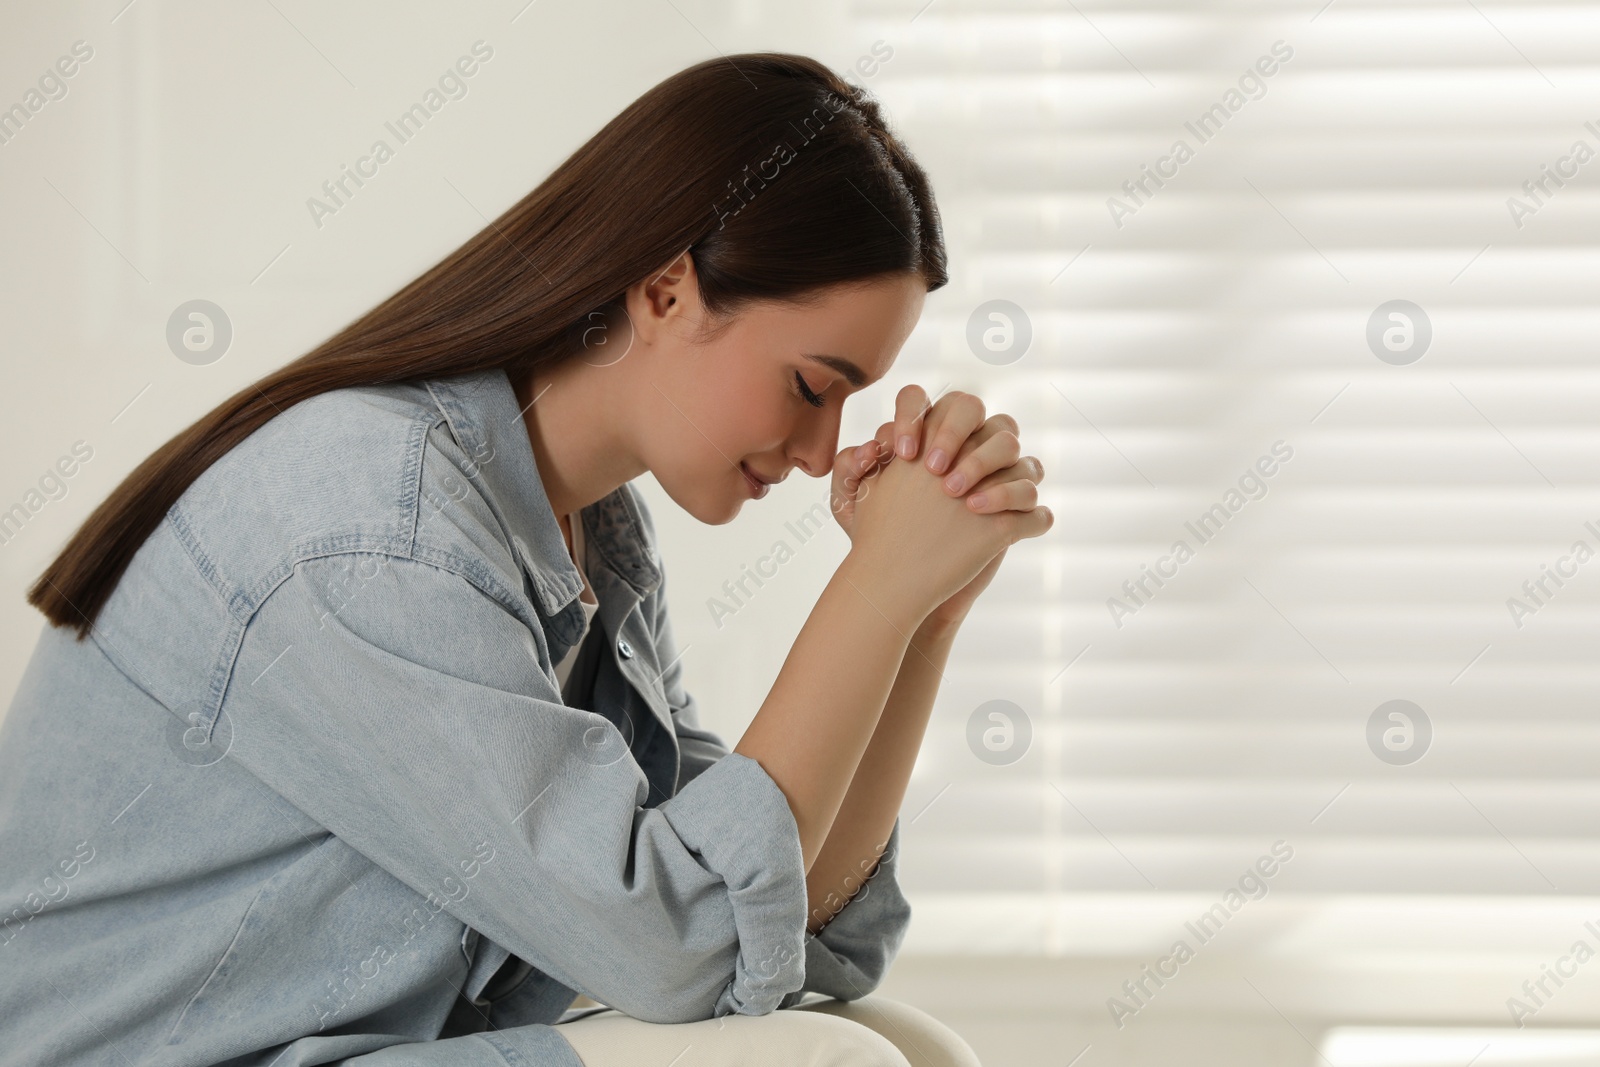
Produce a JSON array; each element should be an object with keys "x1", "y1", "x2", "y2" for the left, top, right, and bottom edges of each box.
[{"x1": 837, "y1": 550, "x2": 930, "y2": 635}]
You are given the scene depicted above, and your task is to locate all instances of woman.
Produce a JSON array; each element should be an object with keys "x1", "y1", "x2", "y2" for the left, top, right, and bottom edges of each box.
[{"x1": 0, "y1": 53, "x2": 1050, "y2": 1066}]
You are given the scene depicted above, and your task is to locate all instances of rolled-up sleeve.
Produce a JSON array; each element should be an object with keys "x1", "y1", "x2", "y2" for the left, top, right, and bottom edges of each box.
[
  {"x1": 778, "y1": 817, "x2": 914, "y2": 1007},
  {"x1": 223, "y1": 552, "x2": 808, "y2": 1024},
  {"x1": 644, "y1": 552, "x2": 913, "y2": 1006}
]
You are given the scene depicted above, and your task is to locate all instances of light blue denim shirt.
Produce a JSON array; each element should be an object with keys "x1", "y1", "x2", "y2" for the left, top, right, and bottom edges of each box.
[{"x1": 0, "y1": 368, "x2": 910, "y2": 1067}]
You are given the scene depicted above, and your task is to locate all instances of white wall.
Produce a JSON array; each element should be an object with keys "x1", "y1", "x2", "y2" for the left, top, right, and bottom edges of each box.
[{"x1": 6, "y1": 3, "x2": 1600, "y2": 1064}]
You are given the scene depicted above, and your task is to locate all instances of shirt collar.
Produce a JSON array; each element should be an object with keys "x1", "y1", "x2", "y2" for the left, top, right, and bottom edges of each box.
[{"x1": 422, "y1": 368, "x2": 663, "y2": 617}]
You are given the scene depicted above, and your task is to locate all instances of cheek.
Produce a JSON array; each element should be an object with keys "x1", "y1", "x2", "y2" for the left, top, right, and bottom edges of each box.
[
  {"x1": 648, "y1": 351, "x2": 793, "y2": 497},
  {"x1": 691, "y1": 370, "x2": 787, "y2": 456},
  {"x1": 645, "y1": 387, "x2": 747, "y2": 493}
]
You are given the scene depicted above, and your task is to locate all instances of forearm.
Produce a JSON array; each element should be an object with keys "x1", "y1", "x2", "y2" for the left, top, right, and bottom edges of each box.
[
  {"x1": 803, "y1": 617, "x2": 956, "y2": 935},
  {"x1": 733, "y1": 552, "x2": 926, "y2": 870}
]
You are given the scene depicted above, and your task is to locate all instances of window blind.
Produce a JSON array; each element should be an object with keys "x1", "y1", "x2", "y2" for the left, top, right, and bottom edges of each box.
[{"x1": 657, "y1": 0, "x2": 1600, "y2": 956}]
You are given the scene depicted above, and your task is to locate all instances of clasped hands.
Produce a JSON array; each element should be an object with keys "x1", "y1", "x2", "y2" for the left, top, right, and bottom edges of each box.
[{"x1": 831, "y1": 386, "x2": 1052, "y2": 632}]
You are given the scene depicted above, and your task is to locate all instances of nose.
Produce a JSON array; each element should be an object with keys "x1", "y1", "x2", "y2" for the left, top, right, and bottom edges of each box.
[{"x1": 786, "y1": 407, "x2": 844, "y2": 479}]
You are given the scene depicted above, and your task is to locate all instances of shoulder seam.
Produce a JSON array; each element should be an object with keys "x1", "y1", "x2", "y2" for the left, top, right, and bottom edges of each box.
[
  {"x1": 239, "y1": 545, "x2": 533, "y2": 636},
  {"x1": 164, "y1": 399, "x2": 444, "y2": 624}
]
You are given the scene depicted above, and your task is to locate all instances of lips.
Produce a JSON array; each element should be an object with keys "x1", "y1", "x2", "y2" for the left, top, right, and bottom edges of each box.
[{"x1": 740, "y1": 461, "x2": 771, "y2": 499}]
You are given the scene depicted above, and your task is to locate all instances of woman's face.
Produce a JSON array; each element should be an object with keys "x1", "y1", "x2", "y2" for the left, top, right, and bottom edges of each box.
[{"x1": 627, "y1": 257, "x2": 926, "y2": 525}]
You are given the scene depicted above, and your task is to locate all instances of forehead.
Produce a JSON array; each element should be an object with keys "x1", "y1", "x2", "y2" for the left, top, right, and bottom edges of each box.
[{"x1": 756, "y1": 274, "x2": 924, "y2": 386}]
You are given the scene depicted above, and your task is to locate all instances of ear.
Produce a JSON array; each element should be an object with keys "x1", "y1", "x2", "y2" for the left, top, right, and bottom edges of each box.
[{"x1": 628, "y1": 248, "x2": 698, "y2": 341}]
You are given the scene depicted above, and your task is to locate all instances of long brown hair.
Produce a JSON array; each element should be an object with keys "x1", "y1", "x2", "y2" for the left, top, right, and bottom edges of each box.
[{"x1": 30, "y1": 52, "x2": 947, "y2": 639}]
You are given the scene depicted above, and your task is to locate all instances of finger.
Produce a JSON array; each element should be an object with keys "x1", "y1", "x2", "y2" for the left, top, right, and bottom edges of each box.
[
  {"x1": 964, "y1": 477, "x2": 1038, "y2": 514},
  {"x1": 854, "y1": 440, "x2": 892, "y2": 484},
  {"x1": 873, "y1": 423, "x2": 902, "y2": 475},
  {"x1": 971, "y1": 453, "x2": 1044, "y2": 489},
  {"x1": 965, "y1": 455, "x2": 1045, "y2": 511},
  {"x1": 891, "y1": 384, "x2": 933, "y2": 461},
  {"x1": 835, "y1": 443, "x2": 865, "y2": 479},
  {"x1": 873, "y1": 419, "x2": 895, "y2": 454},
  {"x1": 852, "y1": 440, "x2": 877, "y2": 474},
  {"x1": 1001, "y1": 503, "x2": 1055, "y2": 544},
  {"x1": 992, "y1": 502, "x2": 1056, "y2": 547},
  {"x1": 867, "y1": 422, "x2": 897, "y2": 472},
  {"x1": 921, "y1": 392, "x2": 986, "y2": 475},
  {"x1": 935, "y1": 413, "x2": 1019, "y2": 487},
  {"x1": 940, "y1": 427, "x2": 1022, "y2": 497},
  {"x1": 831, "y1": 445, "x2": 868, "y2": 508}
]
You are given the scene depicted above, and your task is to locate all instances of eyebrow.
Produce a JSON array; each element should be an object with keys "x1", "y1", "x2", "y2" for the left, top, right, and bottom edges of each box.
[{"x1": 802, "y1": 353, "x2": 869, "y2": 389}]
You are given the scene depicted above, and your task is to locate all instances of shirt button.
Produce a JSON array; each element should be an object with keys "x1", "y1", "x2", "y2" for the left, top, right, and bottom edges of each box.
[{"x1": 618, "y1": 639, "x2": 633, "y2": 659}]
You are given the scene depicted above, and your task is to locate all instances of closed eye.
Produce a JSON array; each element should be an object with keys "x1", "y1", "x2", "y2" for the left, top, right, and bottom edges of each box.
[{"x1": 794, "y1": 370, "x2": 827, "y2": 408}]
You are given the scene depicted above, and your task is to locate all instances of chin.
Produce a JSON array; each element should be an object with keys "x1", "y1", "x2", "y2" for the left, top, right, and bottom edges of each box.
[
  {"x1": 689, "y1": 500, "x2": 743, "y2": 526},
  {"x1": 656, "y1": 470, "x2": 746, "y2": 526},
  {"x1": 702, "y1": 493, "x2": 745, "y2": 525}
]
